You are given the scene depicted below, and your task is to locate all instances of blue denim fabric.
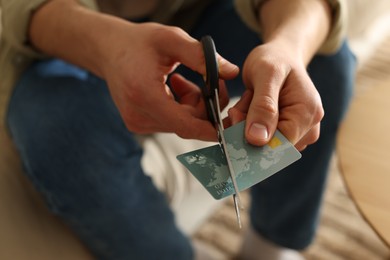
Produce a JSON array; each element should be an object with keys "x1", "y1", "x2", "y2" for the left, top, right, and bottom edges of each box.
[
  {"x1": 7, "y1": 61, "x2": 193, "y2": 260},
  {"x1": 6, "y1": 0, "x2": 356, "y2": 259}
]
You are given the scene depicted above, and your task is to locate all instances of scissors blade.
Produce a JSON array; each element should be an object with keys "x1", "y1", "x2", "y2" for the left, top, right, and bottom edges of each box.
[
  {"x1": 201, "y1": 35, "x2": 242, "y2": 228},
  {"x1": 209, "y1": 89, "x2": 243, "y2": 228}
]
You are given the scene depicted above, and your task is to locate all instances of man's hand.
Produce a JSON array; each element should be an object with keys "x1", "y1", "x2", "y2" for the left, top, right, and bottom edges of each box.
[
  {"x1": 228, "y1": 42, "x2": 324, "y2": 151},
  {"x1": 228, "y1": 0, "x2": 330, "y2": 150},
  {"x1": 100, "y1": 22, "x2": 238, "y2": 140},
  {"x1": 29, "y1": 0, "x2": 239, "y2": 141}
]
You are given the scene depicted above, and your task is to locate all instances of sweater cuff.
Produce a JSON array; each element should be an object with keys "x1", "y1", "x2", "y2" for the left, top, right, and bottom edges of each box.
[
  {"x1": 234, "y1": 0, "x2": 347, "y2": 54},
  {"x1": 1, "y1": 0, "x2": 98, "y2": 58}
]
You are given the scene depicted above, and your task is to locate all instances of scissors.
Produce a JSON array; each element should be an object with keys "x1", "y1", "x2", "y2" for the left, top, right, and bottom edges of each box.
[{"x1": 200, "y1": 35, "x2": 243, "y2": 228}]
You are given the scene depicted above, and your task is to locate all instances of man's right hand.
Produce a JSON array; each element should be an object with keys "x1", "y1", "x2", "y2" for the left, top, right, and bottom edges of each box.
[{"x1": 29, "y1": 0, "x2": 239, "y2": 141}]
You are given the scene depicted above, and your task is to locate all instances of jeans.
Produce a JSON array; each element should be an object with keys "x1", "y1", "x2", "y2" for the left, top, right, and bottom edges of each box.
[{"x1": 6, "y1": 0, "x2": 356, "y2": 259}]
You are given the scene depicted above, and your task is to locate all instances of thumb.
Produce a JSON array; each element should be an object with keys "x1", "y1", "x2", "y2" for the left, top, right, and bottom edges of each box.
[
  {"x1": 245, "y1": 74, "x2": 285, "y2": 146},
  {"x1": 163, "y1": 32, "x2": 238, "y2": 79}
]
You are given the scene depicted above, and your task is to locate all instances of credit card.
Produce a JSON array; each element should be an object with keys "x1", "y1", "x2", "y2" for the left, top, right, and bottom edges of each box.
[{"x1": 176, "y1": 121, "x2": 301, "y2": 199}]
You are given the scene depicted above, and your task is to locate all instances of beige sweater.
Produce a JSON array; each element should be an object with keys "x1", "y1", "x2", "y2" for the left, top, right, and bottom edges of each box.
[{"x1": 0, "y1": 0, "x2": 347, "y2": 132}]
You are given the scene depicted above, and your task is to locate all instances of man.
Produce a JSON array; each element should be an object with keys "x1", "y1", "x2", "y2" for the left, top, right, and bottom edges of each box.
[{"x1": 0, "y1": 0, "x2": 355, "y2": 259}]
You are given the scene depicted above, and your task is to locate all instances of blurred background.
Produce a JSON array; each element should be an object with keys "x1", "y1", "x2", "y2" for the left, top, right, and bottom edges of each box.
[{"x1": 1, "y1": 0, "x2": 390, "y2": 259}]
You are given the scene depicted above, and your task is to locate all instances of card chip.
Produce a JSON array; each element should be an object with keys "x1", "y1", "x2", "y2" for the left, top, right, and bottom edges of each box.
[{"x1": 268, "y1": 136, "x2": 282, "y2": 148}]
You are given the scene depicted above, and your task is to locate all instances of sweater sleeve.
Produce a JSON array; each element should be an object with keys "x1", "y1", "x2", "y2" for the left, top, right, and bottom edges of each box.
[
  {"x1": 0, "y1": 0, "x2": 98, "y2": 58},
  {"x1": 233, "y1": 0, "x2": 348, "y2": 54}
]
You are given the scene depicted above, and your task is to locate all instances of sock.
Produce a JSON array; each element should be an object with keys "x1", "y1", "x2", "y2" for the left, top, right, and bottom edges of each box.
[{"x1": 237, "y1": 227, "x2": 305, "y2": 260}]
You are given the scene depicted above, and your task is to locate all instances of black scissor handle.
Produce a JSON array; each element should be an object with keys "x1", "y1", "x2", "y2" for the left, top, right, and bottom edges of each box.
[
  {"x1": 201, "y1": 36, "x2": 219, "y2": 124},
  {"x1": 201, "y1": 36, "x2": 219, "y2": 98}
]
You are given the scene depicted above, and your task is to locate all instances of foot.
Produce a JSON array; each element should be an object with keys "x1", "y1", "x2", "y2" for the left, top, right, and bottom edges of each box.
[
  {"x1": 237, "y1": 227, "x2": 305, "y2": 260},
  {"x1": 193, "y1": 239, "x2": 226, "y2": 260}
]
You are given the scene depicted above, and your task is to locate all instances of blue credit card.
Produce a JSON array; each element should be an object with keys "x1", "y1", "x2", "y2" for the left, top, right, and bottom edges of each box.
[{"x1": 176, "y1": 121, "x2": 301, "y2": 199}]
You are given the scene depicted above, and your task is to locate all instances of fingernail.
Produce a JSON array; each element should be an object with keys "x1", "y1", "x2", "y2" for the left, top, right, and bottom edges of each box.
[{"x1": 249, "y1": 123, "x2": 268, "y2": 141}]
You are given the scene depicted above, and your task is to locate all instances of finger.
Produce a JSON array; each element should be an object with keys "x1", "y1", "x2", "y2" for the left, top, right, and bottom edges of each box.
[
  {"x1": 162, "y1": 30, "x2": 239, "y2": 80},
  {"x1": 231, "y1": 89, "x2": 253, "y2": 115},
  {"x1": 164, "y1": 85, "x2": 175, "y2": 100},
  {"x1": 228, "y1": 107, "x2": 246, "y2": 125},
  {"x1": 218, "y1": 79, "x2": 230, "y2": 110},
  {"x1": 245, "y1": 72, "x2": 286, "y2": 146},
  {"x1": 278, "y1": 111, "x2": 321, "y2": 146},
  {"x1": 169, "y1": 73, "x2": 201, "y2": 106},
  {"x1": 169, "y1": 74, "x2": 212, "y2": 121},
  {"x1": 277, "y1": 76, "x2": 324, "y2": 145},
  {"x1": 164, "y1": 102, "x2": 218, "y2": 141},
  {"x1": 216, "y1": 53, "x2": 240, "y2": 80},
  {"x1": 148, "y1": 89, "x2": 217, "y2": 140},
  {"x1": 222, "y1": 116, "x2": 232, "y2": 129},
  {"x1": 294, "y1": 123, "x2": 321, "y2": 151},
  {"x1": 176, "y1": 115, "x2": 218, "y2": 141},
  {"x1": 170, "y1": 74, "x2": 231, "y2": 119}
]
